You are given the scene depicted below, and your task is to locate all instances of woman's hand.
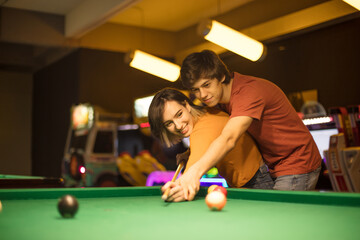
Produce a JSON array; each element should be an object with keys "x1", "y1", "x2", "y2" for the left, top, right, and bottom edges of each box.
[{"x1": 161, "y1": 181, "x2": 187, "y2": 202}]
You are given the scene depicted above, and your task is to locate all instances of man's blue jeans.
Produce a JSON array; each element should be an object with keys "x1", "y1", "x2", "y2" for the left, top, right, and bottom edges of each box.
[
  {"x1": 243, "y1": 164, "x2": 274, "y2": 189},
  {"x1": 273, "y1": 166, "x2": 321, "y2": 191}
]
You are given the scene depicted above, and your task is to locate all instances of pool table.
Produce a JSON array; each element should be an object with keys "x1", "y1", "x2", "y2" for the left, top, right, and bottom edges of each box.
[
  {"x1": 0, "y1": 174, "x2": 64, "y2": 188},
  {"x1": 0, "y1": 187, "x2": 359, "y2": 240}
]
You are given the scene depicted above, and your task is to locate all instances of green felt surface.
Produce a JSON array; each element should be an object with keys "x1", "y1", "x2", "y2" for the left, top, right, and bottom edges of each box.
[
  {"x1": 0, "y1": 174, "x2": 43, "y2": 179},
  {"x1": 0, "y1": 187, "x2": 359, "y2": 240}
]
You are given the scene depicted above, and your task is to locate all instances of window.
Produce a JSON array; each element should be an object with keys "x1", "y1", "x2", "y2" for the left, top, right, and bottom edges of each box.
[
  {"x1": 93, "y1": 131, "x2": 114, "y2": 154},
  {"x1": 69, "y1": 131, "x2": 88, "y2": 151}
]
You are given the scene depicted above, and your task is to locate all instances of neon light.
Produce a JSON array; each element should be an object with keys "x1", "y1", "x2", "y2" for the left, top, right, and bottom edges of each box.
[
  {"x1": 140, "y1": 122, "x2": 150, "y2": 128},
  {"x1": 129, "y1": 50, "x2": 180, "y2": 82},
  {"x1": 202, "y1": 20, "x2": 264, "y2": 61},
  {"x1": 343, "y1": 0, "x2": 360, "y2": 11},
  {"x1": 303, "y1": 116, "x2": 332, "y2": 126},
  {"x1": 79, "y1": 166, "x2": 86, "y2": 174},
  {"x1": 200, "y1": 177, "x2": 228, "y2": 187},
  {"x1": 118, "y1": 124, "x2": 139, "y2": 130}
]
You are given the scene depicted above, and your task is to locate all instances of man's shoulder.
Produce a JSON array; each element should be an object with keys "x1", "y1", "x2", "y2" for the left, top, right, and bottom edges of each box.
[{"x1": 233, "y1": 72, "x2": 265, "y2": 83}]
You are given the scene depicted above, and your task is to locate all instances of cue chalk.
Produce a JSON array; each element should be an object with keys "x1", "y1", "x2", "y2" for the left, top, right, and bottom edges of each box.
[{"x1": 162, "y1": 161, "x2": 185, "y2": 201}]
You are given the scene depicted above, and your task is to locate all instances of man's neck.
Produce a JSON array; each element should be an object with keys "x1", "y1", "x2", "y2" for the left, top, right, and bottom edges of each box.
[{"x1": 219, "y1": 78, "x2": 233, "y2": 104}]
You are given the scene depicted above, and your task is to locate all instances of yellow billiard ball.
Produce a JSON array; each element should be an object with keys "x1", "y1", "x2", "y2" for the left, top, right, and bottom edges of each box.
[{"x1": 207, "y1": 185, "x2": 219, "y2": 194}]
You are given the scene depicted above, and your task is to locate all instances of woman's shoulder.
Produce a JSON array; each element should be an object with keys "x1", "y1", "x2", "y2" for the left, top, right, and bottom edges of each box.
[
  {"x1": 191, "y1": 108, "x2": 228, "y2": 139},
  {"x1": 196, "y1": 107, "x2": 229, "y2": 127}
]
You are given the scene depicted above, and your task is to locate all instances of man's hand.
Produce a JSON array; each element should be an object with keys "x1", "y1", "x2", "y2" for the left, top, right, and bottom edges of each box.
[{"x1": 177, "y1": 166, "x2": 202, "y2": 201}]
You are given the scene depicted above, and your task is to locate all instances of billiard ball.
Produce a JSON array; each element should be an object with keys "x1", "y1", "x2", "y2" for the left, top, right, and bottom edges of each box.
[
  {"x1": 214, "y1": 186, "x2": 228, "y2": 197},
  {"x1": 57, "y1": 195, "x2": 79, "y2": 218},
  {"x1": 207, "y1": 184, "x2": 219, "y2": 194},
  {"x1": 205, "y1": 191, "x2": 226, "y2": 211},
  {"x1": 0, "y1": 200, "x2": 2, "y2": 212}
]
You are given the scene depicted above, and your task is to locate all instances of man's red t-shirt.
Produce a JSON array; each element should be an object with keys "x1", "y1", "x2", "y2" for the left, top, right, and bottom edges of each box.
[{"x1": 220, "y1": 73, "x2": 321, "y2": 177}]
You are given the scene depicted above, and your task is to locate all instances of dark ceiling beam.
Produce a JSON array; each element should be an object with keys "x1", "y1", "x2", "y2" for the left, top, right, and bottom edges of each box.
[
  {"x1": 0, "y1": 7, "x2": 77, "y2": 47},
  {"x1": 65, "y1": 0, "x2": 140, "y2": 38}
]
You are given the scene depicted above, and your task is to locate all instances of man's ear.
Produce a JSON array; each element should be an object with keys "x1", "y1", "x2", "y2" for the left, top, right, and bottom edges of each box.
[
  {"x1": 185, "y1": 101, "x2": 191, "y2": 112},
  {"x1": 220, "y1": 75, "x2": 226, "y2": 83}
]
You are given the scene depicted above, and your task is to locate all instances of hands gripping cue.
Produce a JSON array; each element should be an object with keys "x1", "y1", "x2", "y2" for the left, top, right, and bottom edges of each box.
[{"x1": 161, "y1": 161, "x2": 185, "y2": 201}]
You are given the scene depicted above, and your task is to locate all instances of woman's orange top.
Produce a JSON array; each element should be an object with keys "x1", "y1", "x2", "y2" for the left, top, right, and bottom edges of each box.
[{"x1": 184, "y1": 108, "x2": 263, "y2": 187}]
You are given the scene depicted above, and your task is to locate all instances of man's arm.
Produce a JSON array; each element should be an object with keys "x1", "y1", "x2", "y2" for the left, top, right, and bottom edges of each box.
[{"x1": 178, "y1": 115, "x2": 253, "y2": 200}]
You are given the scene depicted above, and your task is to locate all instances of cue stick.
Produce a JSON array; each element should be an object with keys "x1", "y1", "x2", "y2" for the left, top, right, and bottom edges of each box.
[{"x1": 161, "y1": 161, "x2": 185, "y2": 201}]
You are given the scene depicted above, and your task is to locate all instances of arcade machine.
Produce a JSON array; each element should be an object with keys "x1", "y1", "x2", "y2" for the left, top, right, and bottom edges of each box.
[
  {"x1": 62, "y1": 104, "x2": 125, "y2": 187},
  {"x1": 62, "y1": 103, "x2": 155, "y2": 187},
  {"x1": 301, "y1": 101, "x2": 338, "y2": 190},
  {"x1": 323, "y1": 106, "x2": 360, "y2": 192}
]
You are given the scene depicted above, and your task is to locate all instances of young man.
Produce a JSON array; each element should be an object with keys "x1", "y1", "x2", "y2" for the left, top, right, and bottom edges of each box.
[{"x1": 174, "y1": 50, "x2": 321, "y2": 200}]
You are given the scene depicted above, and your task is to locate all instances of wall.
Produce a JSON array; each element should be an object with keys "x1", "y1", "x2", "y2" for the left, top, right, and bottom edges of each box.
[
  {"x1": 77, "y1": 48, "x2": 183, "y2": 114},
  {"x1": 0, "y1": 71, "x2": 32, "y2": 175},
  {"x1": 32, "y1": 51, "x2": 79, "y2": 177}
]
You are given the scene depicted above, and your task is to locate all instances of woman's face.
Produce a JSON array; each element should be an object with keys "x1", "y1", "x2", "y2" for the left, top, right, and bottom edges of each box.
[{"x1": 162, "y1": 100, "x2": 194, "y2": 138}]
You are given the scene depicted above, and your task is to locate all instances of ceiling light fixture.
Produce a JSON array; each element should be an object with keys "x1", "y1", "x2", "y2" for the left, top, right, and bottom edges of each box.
[
  {"x1": 343, "y1": 0, "x2": 360, "y2": 10},
  {"x1": 124, "y1": 7, "x2": 180, "y2": 82},
  {"x1": 198, "y1": 19, "x2": 265, "y2": 62},
  {"x1": 125, "y1": 50, "x2": 180, "y2": 82}
]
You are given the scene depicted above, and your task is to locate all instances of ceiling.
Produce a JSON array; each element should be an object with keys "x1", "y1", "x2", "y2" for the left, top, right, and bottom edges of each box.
[
  {"x1": 0, "y1": 0, "x2": 359, "y2": 72},
  {"x1": 1, "y1": 0, "x2": 254, "y2": 31}
]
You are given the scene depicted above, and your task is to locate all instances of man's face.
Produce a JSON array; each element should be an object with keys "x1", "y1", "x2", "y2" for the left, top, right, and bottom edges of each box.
[{"x1": 190, "y1": 77, "x2": 224, "y2": 107}]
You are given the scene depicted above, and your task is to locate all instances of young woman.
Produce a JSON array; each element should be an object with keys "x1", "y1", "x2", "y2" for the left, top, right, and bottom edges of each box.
[{"x1": 148, "y1": 88, "x2": 273, "y2": 202}]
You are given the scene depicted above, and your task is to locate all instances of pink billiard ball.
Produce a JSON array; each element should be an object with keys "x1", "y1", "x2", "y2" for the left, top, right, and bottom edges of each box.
[
  {"x1": 205, "y1": 191, "x2": 226, "y2": 211},
  {"x1": 214, "y1": 186, "x2": 228, "y2": 197}
]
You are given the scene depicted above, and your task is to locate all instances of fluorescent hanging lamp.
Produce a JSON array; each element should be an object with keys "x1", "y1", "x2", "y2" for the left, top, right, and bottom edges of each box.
[
  {"x1": 126, "y1": 50, "x2": 180, "y2": 82},
  {"x1": 343, "y1": 0, "x2": 360, "y2": 10},
  {"x1": 198, "y1": 19, "x2": 265, "y2": 62}
]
